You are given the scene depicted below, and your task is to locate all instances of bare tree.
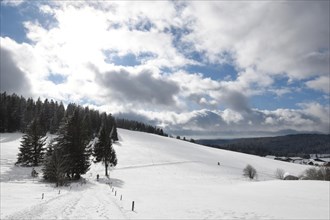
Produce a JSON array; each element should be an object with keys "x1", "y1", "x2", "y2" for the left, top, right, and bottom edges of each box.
[
  {"x1": 243, "y1": 164, "x2": 257, "y2": 180},
  {"x1": 275, "y1": 168, "x2": 285, "y2": 180}
]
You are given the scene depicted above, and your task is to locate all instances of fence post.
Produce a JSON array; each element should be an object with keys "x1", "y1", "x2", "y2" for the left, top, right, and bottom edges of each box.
[
  {"x1": 120, "y1": 195, "x2": 122, "y2": 200},
  {"x1": 115, "y1": 191, "x2": 117, "y2": 196},
  {"x1": 132, "y1": 201, "x2": 135, "y2": 211},
  {"x1": 42, "y1": 193, "x2": 44, "y2": 199},
  {"x1": 58, "y1": 190, "x2": 60, "y2": 194}
]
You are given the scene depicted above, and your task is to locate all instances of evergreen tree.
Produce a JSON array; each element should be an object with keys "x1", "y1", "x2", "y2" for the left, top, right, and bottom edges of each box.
[
  {"x1": 23, "y1": 98, "x2": 35, "y2": 132},
  {"x1": 42, "y1": 140, "x2": 70, "y2": 187},
  {"x1": 107, "y1": 114, "x2": 118, "y2": 141},
  {"x1": 55, "y1": 109, "x2": 91, "y2": 180},
  {"x1": 8, "y1": 94, "x2": 22, "y2": 132},
  {"x1": 0, "y1": 92, "x2": 8, "y2": 132},
  {"x1": 16, "y1": 119, "x2": 47, "y2": 166},
  {"x1": 93, "y1": 125, "x2": 118, "y2": 177}
]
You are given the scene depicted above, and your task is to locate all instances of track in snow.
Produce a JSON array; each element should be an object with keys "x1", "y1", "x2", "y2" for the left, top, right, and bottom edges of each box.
[{"x1": 5, "y1": 180, "x2": 128, "y2": 220}]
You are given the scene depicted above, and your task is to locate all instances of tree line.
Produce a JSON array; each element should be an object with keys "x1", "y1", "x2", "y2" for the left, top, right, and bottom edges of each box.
[
  {"x1": 116, "y1": 118, "x2": 168, "y2": 137},
  {"x1": 0, "y1": 92, "x2": 166, "y2": 186},
  {"x1": 0, "y1": 92, "x2": 168, "y2": 137},
  {"x1": 198, "y1": 134, "x2": 330, "y2": 157}
]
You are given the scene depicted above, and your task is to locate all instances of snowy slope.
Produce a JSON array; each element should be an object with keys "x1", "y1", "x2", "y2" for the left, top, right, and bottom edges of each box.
[{"x1": 1, "y1": 129, "x2": 329, "y2": 219}]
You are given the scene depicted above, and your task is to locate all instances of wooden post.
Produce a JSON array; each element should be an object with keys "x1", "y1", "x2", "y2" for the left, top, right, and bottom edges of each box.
[
  {"x1": 42, "y1": 193, "x2": 44, "y2": 199},
  {"x1": 115, "y1": 191, "x2": 117, "y2": 196},
  {"x1": 58, "y1": 190, "x2": 60, "y2": 194},
  {"x1": 132, "y1": 201, "x2": 135, "y2": 211},
  {"x1": 120, "y1": 195, "x2": 122, "y2": 200}
]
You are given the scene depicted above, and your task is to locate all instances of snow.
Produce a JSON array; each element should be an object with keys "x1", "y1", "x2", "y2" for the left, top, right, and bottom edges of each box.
[{"x1": 1, "y1": 130, "x2": 329, "y2": 219}]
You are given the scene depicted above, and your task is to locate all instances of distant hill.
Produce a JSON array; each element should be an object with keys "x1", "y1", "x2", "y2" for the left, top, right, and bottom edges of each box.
[{"x1": 197, "y1": 134, "x2": 330, "y2": 157}]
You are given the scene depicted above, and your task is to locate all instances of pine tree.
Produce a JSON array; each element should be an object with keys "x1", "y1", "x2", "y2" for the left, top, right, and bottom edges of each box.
[
  {"x1": 107, "y1": 114, "x2": 119, "y2": 141},
  {"x1": 16, "y1": 119, "x2": 47, "y2": 166},
  {"x1": 93, "y1": 125, "x2": 118, "y2": 177},
  {"x1": 55, "y1": 109, "x2": 91, "y2": 180},
  {"x1": 42, "y1": 140, "x2": 69, "y2": 187},
  {"x1": 23, "y1": 98, "x2": 35, "y2": 132},
  {"x1": 0, "y1": 92, "x2": 8, "y2": 132}
]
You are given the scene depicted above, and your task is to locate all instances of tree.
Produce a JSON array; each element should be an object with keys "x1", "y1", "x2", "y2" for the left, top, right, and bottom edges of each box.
[
  {"x1": 16, "y1": 119, "x2": 47, "y2": 166},
  {"x1": 243, "y1": 164, "x2": 257, "y2": 180},
  {"x1": 275, "y1": 168, "x2": 285, "y2": 180},
  {"x1": 23, "y1": 98, "x2": 35, "y2": 132},
  {"x1": 107, "y1": 114, "x2": 118, "y2": 141},
  {"x1": 55, "y1": 109, "x2": 91, "y2": 180},
  {"x1": 93, "y1": 125, "x2": 118, "y2": 177},
  {"x1": 42, "y1": 140, "x2": 70, "y2": 187}
]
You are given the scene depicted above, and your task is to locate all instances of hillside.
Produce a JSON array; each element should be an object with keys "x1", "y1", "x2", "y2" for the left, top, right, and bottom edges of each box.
[
  {"x1": 197, "y1": 134, "x2": 330, "y2": 156},
  {"x1": 1, "y1": 129, "x2": 329, "y2": 219}
]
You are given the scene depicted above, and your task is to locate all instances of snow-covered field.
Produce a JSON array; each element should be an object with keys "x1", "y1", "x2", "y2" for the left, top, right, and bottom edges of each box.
[{"x1": 1, "y1": 129, "x2": 329, "y2": 219}]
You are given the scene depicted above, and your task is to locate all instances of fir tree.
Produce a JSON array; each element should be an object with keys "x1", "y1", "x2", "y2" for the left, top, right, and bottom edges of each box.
[
  {"x1": 16, "y1": 119, "x2": 47, "y2": 166},
  {"x1": 93, "y1": 125, "x2": 118, "y2": 177},
  {"x1": 42, "y1": 140, "x2": 69, "y2": 187},
  {"x1": 55, "y1": 109, "x2": 91, "y2": 180},
  {"x1": 107, "y1": 114, "x2": 118, "y2": 141}
]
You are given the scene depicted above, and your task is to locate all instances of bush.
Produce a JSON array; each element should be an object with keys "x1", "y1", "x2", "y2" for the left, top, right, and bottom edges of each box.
[
  {"x1": 243, "y1": 164, "x2": 257, "y2": 179},
  {"x1": 275, "y1": 168, "x2": 285, "y2": 180},
  {"x1": 304, "y1": 167, "x2": 330, "y2": 181}
]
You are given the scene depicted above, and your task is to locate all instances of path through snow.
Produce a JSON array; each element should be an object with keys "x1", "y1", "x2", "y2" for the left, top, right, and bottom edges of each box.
[{"x1": 4, "y1": 179, "x2": 128, "y2": 220}]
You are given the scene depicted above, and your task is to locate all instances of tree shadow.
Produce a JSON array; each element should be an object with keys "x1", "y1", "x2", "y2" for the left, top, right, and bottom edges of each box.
[
  {"x1": 97, "y1": 177, "x2": 125, "y2": 188},
  {"x1": 0, "y1": 164, "x2": 43, "y2": 182}
]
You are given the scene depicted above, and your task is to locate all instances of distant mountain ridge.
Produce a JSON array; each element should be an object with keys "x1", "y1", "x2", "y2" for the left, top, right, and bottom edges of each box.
[{"x1": 197, "y1": 134, "x2": 330, "y2": 157}]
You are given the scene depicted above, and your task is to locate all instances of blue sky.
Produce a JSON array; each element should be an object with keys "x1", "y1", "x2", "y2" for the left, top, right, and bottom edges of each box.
[{"x1": 1, "y1": 1, "x2": 329, "y2": 138}]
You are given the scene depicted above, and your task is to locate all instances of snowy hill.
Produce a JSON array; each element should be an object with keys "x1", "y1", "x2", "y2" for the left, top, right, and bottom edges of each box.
[{"x1": 1, "y1": 129, "x2": 329, "y2": 219}]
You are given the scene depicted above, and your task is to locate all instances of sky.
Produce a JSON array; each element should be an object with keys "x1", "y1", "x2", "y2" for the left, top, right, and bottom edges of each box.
[{"x1": 0, "y1": 0, "x2": 329, "y2": 138}]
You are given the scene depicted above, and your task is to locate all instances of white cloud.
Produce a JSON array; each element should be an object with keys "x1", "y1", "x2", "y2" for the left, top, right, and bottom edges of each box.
[
  {"x1": 1, "y1": 0, "x2": 25, "y2": 6},
  {"x1": 183, "y1": 1, "x2": 329, "y2": 80},
  {"x1": 221, "y1": 109, "x2": 244, "y2": 124},
  {"x1": 306, "y1": 76, "x2": 330, "y2": 94}
]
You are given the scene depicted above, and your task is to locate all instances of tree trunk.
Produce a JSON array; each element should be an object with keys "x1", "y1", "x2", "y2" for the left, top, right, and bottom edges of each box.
[{"x1": 105, "y1": 162, "x2": 108, "y2": 177}]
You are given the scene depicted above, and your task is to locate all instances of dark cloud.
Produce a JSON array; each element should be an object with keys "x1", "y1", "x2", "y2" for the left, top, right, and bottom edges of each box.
[
  {"x1": 223, "y1": 90, "x2": 251, "y2": 113},
  {"x1": 0, "y1": 47, "x2": 31, "y2": 95},
  {"x1": 95, "y1": 68, "x2": 180, "y2": 106}
]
